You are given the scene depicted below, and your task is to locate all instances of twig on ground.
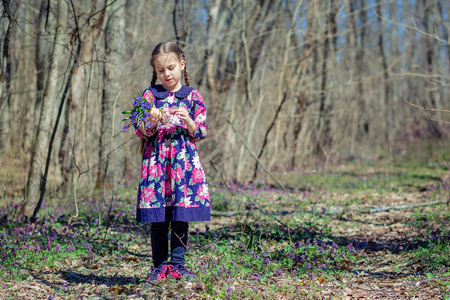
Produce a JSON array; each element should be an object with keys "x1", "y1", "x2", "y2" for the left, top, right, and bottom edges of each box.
[
  {"x1": 211, "y1": 199, "x2": 450, "y2": 217},
  {"x1": 407, "y1": 275, "x2": 450, "y2": 286},
  {"x1": 327, "y1": 199, "x2": 450, "y2": 215}
]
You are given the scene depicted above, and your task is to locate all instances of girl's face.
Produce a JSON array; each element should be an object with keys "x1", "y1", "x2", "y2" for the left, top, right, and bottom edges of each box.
[{"x1": 154, "y1": 53, "x2": 185, "y2": 91}]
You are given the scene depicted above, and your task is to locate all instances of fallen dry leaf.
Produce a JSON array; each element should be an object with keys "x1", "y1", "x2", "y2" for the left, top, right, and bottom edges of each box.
[{"x1": 129, "y1": 244, "x2": 141, "y2": 251}]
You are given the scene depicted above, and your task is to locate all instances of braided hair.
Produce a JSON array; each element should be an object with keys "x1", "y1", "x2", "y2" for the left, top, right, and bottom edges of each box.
[{"x1": 150, "y1": 42, "x2": 190, "y2": 86}]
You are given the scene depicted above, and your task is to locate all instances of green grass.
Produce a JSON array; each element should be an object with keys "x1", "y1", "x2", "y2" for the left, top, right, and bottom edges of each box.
[{"x1": 1, "y1": 155, "x2": 450, "y2": 298}]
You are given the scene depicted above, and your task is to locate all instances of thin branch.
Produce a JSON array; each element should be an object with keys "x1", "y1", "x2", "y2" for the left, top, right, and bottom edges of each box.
[
  {"x1": 374, "y1": 10, "x2": 449, "y2": 45},
  {"x1": 404, "y1": 99, "x2": 450, "y2": 113},
  {"x1": 252, "y1": 91, "x2": 289, "y2": 179},
  {"x1": 425, "y1": 117, "x2": 450, "y2": 124}
]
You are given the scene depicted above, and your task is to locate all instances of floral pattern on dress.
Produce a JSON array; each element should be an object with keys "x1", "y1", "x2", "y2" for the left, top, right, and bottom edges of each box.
[{"x1": 134, "y1": 85, "x2": 210, "y2": 223}]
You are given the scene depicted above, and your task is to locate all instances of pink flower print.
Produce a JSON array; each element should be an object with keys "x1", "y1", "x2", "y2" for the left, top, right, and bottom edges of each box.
[
  {"x1": 164, "y1": 124, "x2": 177, "y2": 135},
  {"x1": 170, "y1": 145, "x2": 177, "y2": 158},
  {"x1": 197, "y1": 184, "x2": 209, "y2": 201},
  {"x1": 192, "y1": 168, "x2": 203, "y2": 184},
  {"x1": 140, "y1": 167, "x2": 148, "y2": 180},
  {"x1": 157, "y1": 164, "x2": 162, "y2": 177},
  {"x1": 149, "y1": 165, "x2": 157, "y2": 178},
  {"x1": 142, "y1": 187, "x2": 155, "y2": 202},
  {"x1": 159, "y1": 141, "x2": 170, "y2": 160},
  {"x1": 185, "y1": 160, "x2": 192, "y2": 171},
  {"x1": 165, "y1": 180, "x2": 172, "y2": 196},
  {"x1": 184, "y1": 186, "x2": 190, "y2": 196},
  {"x1": 172, "y1": 166, "x2": 184, "y2": 183}
]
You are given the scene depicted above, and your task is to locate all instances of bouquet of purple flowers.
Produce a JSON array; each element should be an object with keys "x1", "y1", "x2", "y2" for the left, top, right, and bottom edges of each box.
[{"x1": 122, "y1": 94, "x2": 163, "y2": 132}]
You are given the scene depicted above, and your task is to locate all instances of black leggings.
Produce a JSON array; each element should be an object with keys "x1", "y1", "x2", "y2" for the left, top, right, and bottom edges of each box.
[{"x1": 150, "y1": 221, "x2": 189, "y2": 267}]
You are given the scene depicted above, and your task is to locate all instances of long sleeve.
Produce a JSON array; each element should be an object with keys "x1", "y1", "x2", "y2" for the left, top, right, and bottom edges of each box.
[{"x1": 188, "y1": 90, "x2": 207, "y2": 142}]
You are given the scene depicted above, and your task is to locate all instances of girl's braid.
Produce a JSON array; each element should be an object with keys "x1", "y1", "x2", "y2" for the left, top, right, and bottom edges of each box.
[
  {"x1": 184, "y1": 62, "x2": 190, "y2": 86},
  {"x1": 151, "y1": 69, "x2": 157, "y2": 86},
  {"x1": 184, "y1": 68, "x2": 190, "y2": 87}
]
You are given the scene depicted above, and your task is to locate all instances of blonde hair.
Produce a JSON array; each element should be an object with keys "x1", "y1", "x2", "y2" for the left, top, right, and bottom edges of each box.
[{"x1": 150, "y1": 42, "x2": 190, "y2": 86}]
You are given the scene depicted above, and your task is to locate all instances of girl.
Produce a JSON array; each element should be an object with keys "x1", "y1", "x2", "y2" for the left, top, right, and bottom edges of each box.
[{"x1": 133, "y1": 42, "x2": 210, "y2": 282}]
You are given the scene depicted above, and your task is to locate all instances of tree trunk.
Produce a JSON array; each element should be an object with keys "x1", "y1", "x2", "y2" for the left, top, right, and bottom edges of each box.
[
  {"x1": 0, "y1": 0, "x2": 15, "y2": 150},
  {"x1": 20, "y1": 0, "x2": 68, "y2": 218},
  {"x1": 316, "y1": 0, "x2": 333, "y2": 156},
  {"x1": 96, "y1": 0, "x2": 126, "y2": 191},
  {"x1": 292, "y1": 0, "x2": 315, "y2": 168},
  {"x1": 376, "y1": 0, "x2": 392, "y2": 147},
  {"x1": 422, "y1": 0, "x2": 442, "y2": 138},
  {"x1": 20, "y1": 3, "x2": 38, "y2": 151},
  {"x1": 34, "y1": 0, "x2": 50, "y2": 127}
]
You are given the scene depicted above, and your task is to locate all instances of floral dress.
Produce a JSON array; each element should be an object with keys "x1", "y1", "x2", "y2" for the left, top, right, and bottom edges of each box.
[{"x1": 135, "y1": 85, "x2": 210, "y2": 223}]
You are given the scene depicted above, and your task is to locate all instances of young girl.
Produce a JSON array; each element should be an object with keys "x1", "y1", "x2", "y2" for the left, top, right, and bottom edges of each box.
[{"x1": 133, "y1": 42, "x2": 210, "y2": 282}]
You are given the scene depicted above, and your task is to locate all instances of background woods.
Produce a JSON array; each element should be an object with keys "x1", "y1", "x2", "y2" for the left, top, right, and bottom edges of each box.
[{"x1": 0, "y1": 0, "x2": 448, "y2": 216}]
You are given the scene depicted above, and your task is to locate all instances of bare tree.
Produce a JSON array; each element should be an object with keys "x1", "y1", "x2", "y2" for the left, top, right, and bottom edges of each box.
[
  {"x1": 0, "y1": 0, "x2": 447, "y2": 203},
  {"x1": 0, "y1": 0, "x2": 15, "y2": 150},
  {"x1": 20, "y1": 0, "x2": 68, "y2": 218},
  {"x1": 96, "y1": 0, "x2": 126, "y2": 191}
]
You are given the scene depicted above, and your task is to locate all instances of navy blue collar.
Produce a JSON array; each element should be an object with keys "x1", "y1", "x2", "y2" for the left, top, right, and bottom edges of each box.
[{"x1": 149, "y1": 84, "x2": 193, "y2": 99}]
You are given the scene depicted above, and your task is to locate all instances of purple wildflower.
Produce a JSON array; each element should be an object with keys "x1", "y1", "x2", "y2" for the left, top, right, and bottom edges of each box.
[
  {"x1": 122, "y1": 123, "x2": 131, "y2": 131},
  {"x1": 332, "y1": 242, "x2": 338, "y2": 250},
  {"x1": 347, "y1": 243, "x2": 354, "y2": 253}
]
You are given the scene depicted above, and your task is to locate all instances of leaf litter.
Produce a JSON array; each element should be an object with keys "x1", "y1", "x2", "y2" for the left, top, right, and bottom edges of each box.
[{"x1": 1, "y1": 166, "x2": 449, "y2": 299}]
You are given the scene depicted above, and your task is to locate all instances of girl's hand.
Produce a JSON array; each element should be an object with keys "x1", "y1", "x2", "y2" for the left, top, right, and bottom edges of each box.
[
  {"x1": 172, "y1": 107, "x2": 196, "y2": 134},
  {"x1": 148, "y1": 107, "x2": 162, "y2": 125}
]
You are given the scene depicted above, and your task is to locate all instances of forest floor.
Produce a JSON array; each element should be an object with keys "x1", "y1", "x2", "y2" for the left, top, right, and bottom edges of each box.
[{"x1": 0, "y1": 155, "x2": 450, "y2": 299}]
